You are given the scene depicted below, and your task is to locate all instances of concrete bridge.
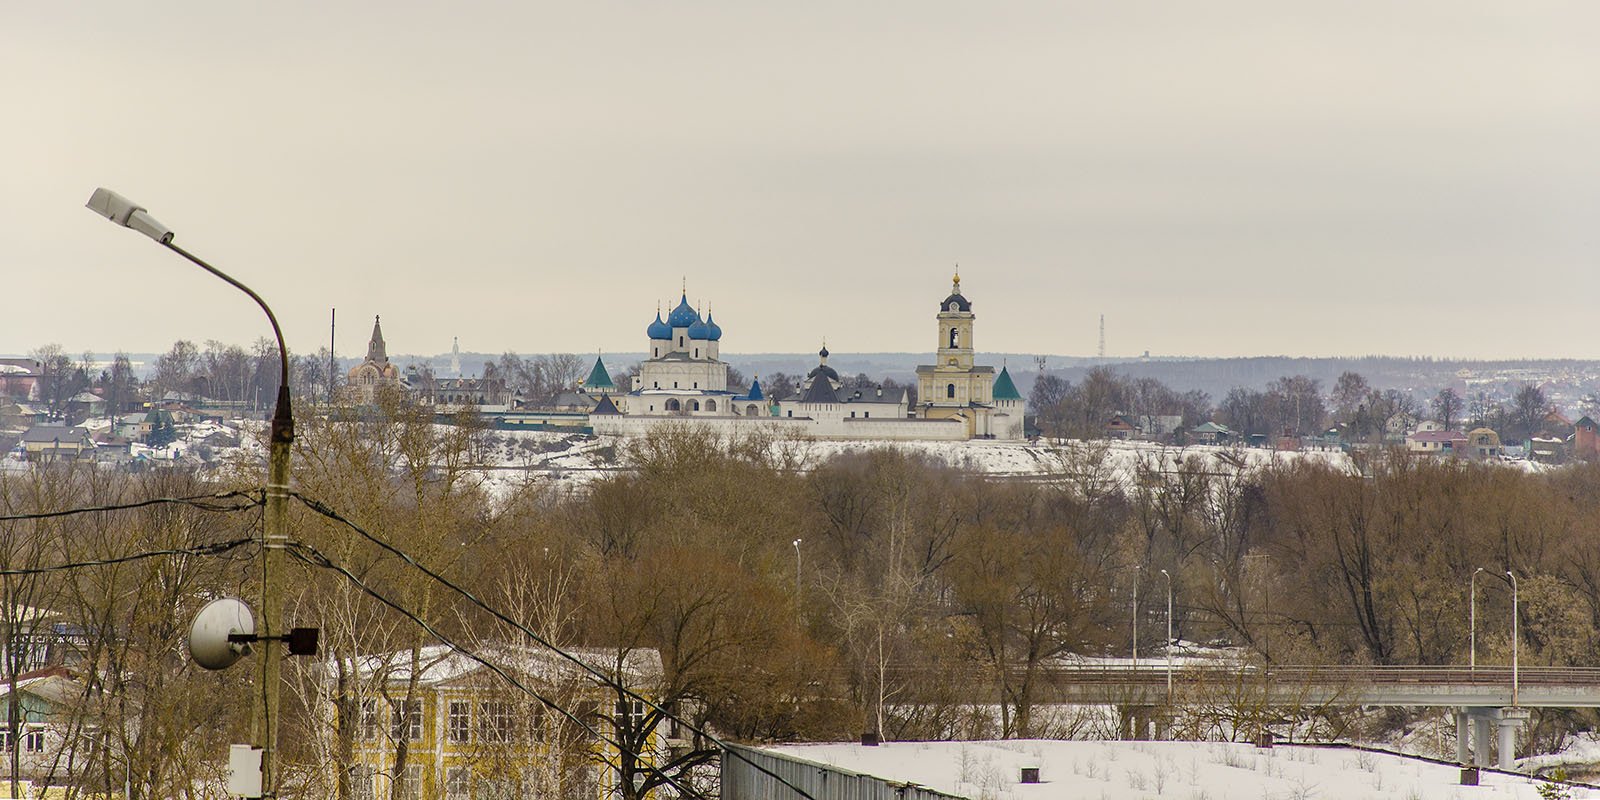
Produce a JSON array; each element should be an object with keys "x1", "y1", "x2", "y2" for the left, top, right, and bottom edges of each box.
[
  {"x1": 968, "y1": 664, "x2": 1600, "y2": 769},
  {"x1": 1025, "y1": 664, "x2": 1600, "y2": 708}
]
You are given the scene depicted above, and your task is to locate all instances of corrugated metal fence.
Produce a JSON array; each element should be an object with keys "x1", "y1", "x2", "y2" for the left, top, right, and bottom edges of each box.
[{"x1": 721, "y1": 744, "x2": 969, "y2": 800}]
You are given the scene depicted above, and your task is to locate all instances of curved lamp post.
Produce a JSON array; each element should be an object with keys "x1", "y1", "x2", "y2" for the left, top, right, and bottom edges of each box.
[
  {"x1": 1159, "y1": 568, "x2": 1173, "y2": 703},
  {"x1": 1470, "y1": 567, "x2": 1484, "y2": 671},
  {"x1": 87, "y1": 188, "x2": 292, "y2": 798},
  {"x1": 1507, "y1": 570, "x2": 1519, "y2": 707},
  {"x1": 792, "y1": 538, "x2": 803, "y2": 601}
]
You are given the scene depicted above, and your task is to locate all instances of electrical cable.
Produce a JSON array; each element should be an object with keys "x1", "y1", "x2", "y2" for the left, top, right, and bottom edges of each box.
[
  {"x1": 0, "y1": 489, "x2": 262, "y2": 521},
  {"x1": 283, "y1": 539, "x2": 707, "y2": 800},
  {"x1": 0, "y1": 538, "x2": 257, "y2": 577},
  {"x1": 291, "y1": 492, "x2": 813, "y2": 800}
]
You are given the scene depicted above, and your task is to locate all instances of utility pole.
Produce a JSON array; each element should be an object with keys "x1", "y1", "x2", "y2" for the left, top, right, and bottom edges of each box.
[
  {"x1": 328, "y1": 307, "x2": 337, "y2": 403},
  {"x1": 88, "y1": 189, "x2": 295, "y2": 798}
]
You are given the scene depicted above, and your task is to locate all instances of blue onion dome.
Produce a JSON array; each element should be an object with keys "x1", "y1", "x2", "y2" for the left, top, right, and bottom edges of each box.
[
  {"x1": 705, "y1": 312, "x2": 723, "y2": 341},
  {"x1": 687, "y1": 316, "x2": 712, "y2": 339},
  {"x1": 667, "y1": 294, "x2": 700, "y2": 327},
  {"x1": 646, "y1": 311, "x2": 671, "y2": 340}
]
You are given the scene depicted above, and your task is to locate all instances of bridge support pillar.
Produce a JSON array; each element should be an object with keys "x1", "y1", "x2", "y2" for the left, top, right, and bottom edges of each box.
[
  {"x1": 1454, "y1": 710, "x2": 1470, "y2": 765},
  {"x1": 1472, "y1": 714, "x2": 1492, "y2": 767},
  {"x1": 1119, "y1": 706, "x2": 1156, "y2": 741},
  {"x1": 1497, "y1": 707, "x2": 1530, "y2": 770}
]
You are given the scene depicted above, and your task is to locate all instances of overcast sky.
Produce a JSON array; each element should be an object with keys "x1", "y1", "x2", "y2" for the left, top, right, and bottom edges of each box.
[{"x1": 6, "y1": 2, "x2": 1598, "y2": 362}]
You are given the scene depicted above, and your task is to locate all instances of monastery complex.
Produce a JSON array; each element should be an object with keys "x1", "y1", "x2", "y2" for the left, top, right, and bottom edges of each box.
[{"x1": 587, "y1": 274, "x2": 1024, "y2": 441}]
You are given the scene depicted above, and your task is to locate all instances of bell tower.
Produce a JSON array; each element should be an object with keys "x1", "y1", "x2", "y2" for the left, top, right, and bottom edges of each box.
[
  {"x1": 916, "y1": 269, "x2": 995, "y2": 435},
  {"x1": 935, "y1": 272, "x2": 975, "y2": 371}
]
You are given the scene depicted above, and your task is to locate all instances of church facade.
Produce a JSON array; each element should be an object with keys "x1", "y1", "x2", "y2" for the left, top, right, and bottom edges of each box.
[
  {"x1": 344, "y1": 316, "x2": 403, "y2": 405},
  {"x1": 589, "y1": 276, "x2": 1023, "y2": 441}
]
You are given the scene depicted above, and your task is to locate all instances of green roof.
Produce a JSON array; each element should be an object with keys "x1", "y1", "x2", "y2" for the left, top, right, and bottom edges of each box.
[
  {"x1": 585, "y1": 356, "x2": 615, "y2": 390},
  {"x1": 992, "y1": 366, "x2": 1021, "y2": 400}
]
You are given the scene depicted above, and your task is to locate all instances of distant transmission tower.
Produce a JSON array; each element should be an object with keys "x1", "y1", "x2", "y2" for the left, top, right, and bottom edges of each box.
[{"x1": 1098, "y1": 314, "x2": 1106, "y2": 358}]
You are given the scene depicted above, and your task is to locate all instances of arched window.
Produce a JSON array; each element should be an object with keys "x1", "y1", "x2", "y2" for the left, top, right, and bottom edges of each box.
[
  {"x1": 705, "y1": 400, "x2": 717, "y2": 412},
  {"x1": 690, "y1": 400, "x2": 700, "y2": 411},
  {"x1": 653, "y1": 347, "x2": 660, "y2": 357},
  {"x1": 949, "y1": 328, "x2": 959, "y2": 348},
  {"x1": 946, "y1": 384, "x2": 956, "y2": 399},
  {"x1": 694, "y1": 348, "x2": 699, "y2": 358},
  {"x1": 678, "y1": 336, "x2": 684, "y2": 347},
  {"x1": 746, "y1": 404, "x2": 759, "y2": 416},
  {"x1": 665, "y1": 399, "x2": 680, "y2": 412}
]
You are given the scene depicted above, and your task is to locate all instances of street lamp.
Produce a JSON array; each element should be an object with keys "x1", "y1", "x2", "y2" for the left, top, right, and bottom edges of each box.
[
  {"x1": 1131, "y1": 566, "x2": 1142, "y2": 670},
  {"x1": 1159, "y1": 569, "x2": 1173, "y2": 702},
  {"x1": 1470, "y1": 567, "x2": 1484, "y2": 671},
  {"x1": 1507, "y1": 570, "x2": 1519, "y2": 707},
  {"x1": 87, "y1": 188, "x2": 293, "y2": 798},
  {"x1": 792, "y1": 538, "x2": 803, "y2": 601}
]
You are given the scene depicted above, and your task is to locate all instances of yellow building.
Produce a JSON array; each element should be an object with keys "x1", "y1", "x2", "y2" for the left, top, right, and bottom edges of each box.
[
  {"x1": 344, "y1": 645, "x2": 664, "y2": 800},
  {"x1": 915, "y1": 273, "x2": 1023, "y2": 439}
]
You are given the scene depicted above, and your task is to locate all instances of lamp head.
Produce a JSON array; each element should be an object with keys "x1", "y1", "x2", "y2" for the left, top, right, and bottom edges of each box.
[{"x1": 86, "y1": 188, "x2": 174, "y2": 243}]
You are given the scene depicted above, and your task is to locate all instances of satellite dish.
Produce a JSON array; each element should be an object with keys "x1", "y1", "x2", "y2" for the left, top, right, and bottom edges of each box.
[{"x1": 189, "y1": 597, "x2": 255, "y2": 670}]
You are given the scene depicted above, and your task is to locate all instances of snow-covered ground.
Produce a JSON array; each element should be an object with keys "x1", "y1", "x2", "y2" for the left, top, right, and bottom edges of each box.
[{"x1": 767, "y1": 740, "x2": 1595, "y2": 800}]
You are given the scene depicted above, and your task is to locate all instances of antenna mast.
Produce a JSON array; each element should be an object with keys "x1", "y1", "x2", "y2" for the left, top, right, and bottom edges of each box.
[
  {"x1": 328, "y1": 308, "x2": 336, "y2": 403},
  {"x1": 1098, "y1": 314, "x2": 1106, "y2": 359}
]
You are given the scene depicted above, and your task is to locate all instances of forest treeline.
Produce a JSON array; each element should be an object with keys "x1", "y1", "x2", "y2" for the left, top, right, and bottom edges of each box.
[{"x1": 9, "y1": 407, "x2": 1600, "y2": 796}]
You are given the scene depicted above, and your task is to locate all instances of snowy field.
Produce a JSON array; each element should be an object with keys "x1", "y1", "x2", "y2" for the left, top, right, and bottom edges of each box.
[
  {"x1": 767, "y1": 740, "x2": 1594, "y2": 800},
  {"x1": 34, "y1": 419, "x2": 1551, "y2": 499}
]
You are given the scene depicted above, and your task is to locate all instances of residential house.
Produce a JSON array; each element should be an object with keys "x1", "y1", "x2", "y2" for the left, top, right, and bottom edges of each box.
[
  {"x1": 1464, "y1": 427, "x2": 1502, "y2": 459},
  {"x1": 18, "y1": 426, "x2": 93, "y2": 462},
  {"x1": 65, "y1": 392, "x2": 105, "y2": 423},
  {"x1": 344, "y1": 645, "x2": 664, "y2": 800},
  {"x1": 1529, "y1": 436, "x2": 1565, "y2": 464},
  {"x1": 1133, "y1": 414, "x2": 1184, "y2": 441},
  {"x1": 0, "y1": 405, "x2": 47, "y2": 432},
  {"x1": 1407, "y1": 429, "x2": 1467, "y2": 456},
  {"x1": 1384, "y1": 412, "x2": 1419, "y2": 442},
  {"x1": 1574, "y1": 416, "x2": 1600, "y2": 459},
  {"x1": 0, "y1": 362, "x2": 41, "y2": 404},
  {"x1": 431, "y1": 377, "x2": 510, "y2": 408},
  {"x1": 1188, "y1": 422, "x2": 1234, "y2": 444},
  {"x1": 0, "y1": 669, "x2": 91, "y2": 787},
  {"x1": 112, "y1": 413, "x2": 149, "y2": 441},
  {"x1": 1104, "y1": 414, "x2": 1140, "y2": 440}
]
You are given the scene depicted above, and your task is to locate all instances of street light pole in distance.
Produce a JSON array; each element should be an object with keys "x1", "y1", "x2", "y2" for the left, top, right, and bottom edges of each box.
[
  {"x1": 1507, "y1": 570, "x2": 1519, "y2": 707},
  {"x1": 1159, "y1": 568, "x2": 1173, "y2": 703},
  {"x1": 86, "y1": 188, "x2": 293, "y2": 799},
  {"x1": 792, "y1": 538, "x2": 802, "y2": 602},
  {"x1": 1470, "y1": 567, "x2": 1484, "y2": 671}
]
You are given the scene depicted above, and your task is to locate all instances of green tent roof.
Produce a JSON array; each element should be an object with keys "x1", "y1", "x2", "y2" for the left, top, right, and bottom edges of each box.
[
  {"x1": 585, "y1": 356, "x2": 615, "y2": 390},
  {"x1": 992, "y1": 366, "x2": 1021, "y2": 400}
]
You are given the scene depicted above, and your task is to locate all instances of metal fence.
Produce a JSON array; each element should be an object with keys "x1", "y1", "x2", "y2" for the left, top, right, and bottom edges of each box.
[{"x1": 721, "y1": 744, "x2": 969, "y2": 800}]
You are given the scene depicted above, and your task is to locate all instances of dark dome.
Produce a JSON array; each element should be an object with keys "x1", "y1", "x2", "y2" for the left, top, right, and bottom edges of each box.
[
  {"x1": 941, "y1": 293, "x2": 971, "y2": 312},
  {"x1": 807, "y1": 364, "x2": 840, "y2": 383}
]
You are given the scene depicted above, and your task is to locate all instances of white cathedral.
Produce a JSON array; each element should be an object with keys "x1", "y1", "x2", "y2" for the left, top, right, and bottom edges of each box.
[{"x1": 588, "y1": 275, "x2": 1023, "y2": 441}]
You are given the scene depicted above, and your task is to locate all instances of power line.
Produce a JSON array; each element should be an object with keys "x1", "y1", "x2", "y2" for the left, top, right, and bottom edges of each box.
[
  {"x1": 0, "y1": 490, "x2": 262, "y2": 522},
  {"x1": 0, "y1": 536, "x2": 256, "y2": 577},
  {"x1": 290, "y1": 491, "x2": 816, "y2": 800},
  {"x1": 283, "y1": 540, "x2": 704, "y2": 800}
]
